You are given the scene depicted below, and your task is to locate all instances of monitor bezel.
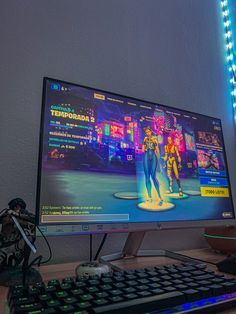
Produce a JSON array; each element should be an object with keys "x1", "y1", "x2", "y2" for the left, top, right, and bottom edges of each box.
[{"x1": 36, "y1": 77, "x2": 236, "y2": 234}]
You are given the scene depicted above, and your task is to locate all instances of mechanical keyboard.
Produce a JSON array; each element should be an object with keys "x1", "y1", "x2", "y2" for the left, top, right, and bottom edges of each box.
[{"x1": 7, "y1": 262, "x2": 236, "y2": 314}]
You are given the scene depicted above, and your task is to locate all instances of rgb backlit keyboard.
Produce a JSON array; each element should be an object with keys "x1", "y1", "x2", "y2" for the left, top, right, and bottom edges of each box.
[{"x1": 7, "y1": 262, "x2": 236, "y2": 313}]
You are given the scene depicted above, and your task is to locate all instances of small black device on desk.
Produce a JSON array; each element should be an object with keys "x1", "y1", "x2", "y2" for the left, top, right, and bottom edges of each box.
[
  {"x1": 217, "y1": 255, "x2": 236, "y2": 275},
  {"x1": 7, "y1": 262, "x2": 236, "y2": 314}
]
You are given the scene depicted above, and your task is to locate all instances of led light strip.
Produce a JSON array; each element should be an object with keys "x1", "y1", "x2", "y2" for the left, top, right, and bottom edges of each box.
[
  {"x1": 220, "y1": 0, "x2": 236, "y2": 119},
  {"x1": 204, "y1": 233, "x2": 236, "y2": 240}
]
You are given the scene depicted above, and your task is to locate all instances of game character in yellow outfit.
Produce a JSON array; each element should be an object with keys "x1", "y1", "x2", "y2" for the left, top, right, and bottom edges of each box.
[{"x1": 164, "y1": 136, "x2": 183, "y2": 196}]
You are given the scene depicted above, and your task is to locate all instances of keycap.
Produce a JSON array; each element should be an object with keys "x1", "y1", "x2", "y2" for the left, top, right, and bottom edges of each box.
[
  {"x1": 113, "y1": 282, "x2": 126, "y2": 288},
  {"x1": 149, "y1": 283, "x2": 161, "y2": 289},
  {"x1": 194, "y1": 274, "x2": 214, "y2": 280},
  {"x1": 110, "y1": 289, "x2": 123, "y2": 295},
  {"x1": 137, "y1": 285, "x2": 149, "y2": 291},
  {"x1": 75, "y1": 281, "x2": 86, "y2": 288},
  {"x1": 137, "y1": 291, "x2": 152, "y2": 297},
  {"x1": 88, "y1": 280, "x2": 100, "y2": 286},
  {"x1": 95, "y1": 291, "x2": 109, "y2": 298},
  {"x1": 48, "y1": 280, "x2": 60, "y2": 287},
  {"x1": 183, "y1": 289, "x2": 201, "y2": 302},
  {"x1": 86, "y1": 286, "x2": 99, "y2": 293},
  {"x1": 55, "y1": 291, "x2": 68, "y2": 298},
  {"x1": 13, "y1": 296, "x2": 35, "y2": 305},
  {"x1": 93, "y1": 291, "x2": 185, "y2": 313},
  {"x1": 47, "y1": 299, "x2": 61, "y2": 307},
  {"x1": 76, "y1": 301, "x2": 92, "y2": 309},
  {"x1": 13, "y1": 302, "x2": 42, "y2": 313},
  {"x1": 109, "y1": 296, "x2": 124, "y2": 302},
  {"x1": 60, "y1": 283, "x2": 72, "y2": 290},
  {"x1": 93, "y1": 298, "x2": 109, "y2": 306},
  {"x1": 101, "y1": 284, "x2": 112, "y2": 290},
  {"x1": 60, "y1": 304, "x2": 75, "y2": 312},
  {"x1": 71, "y1": 289, "x2": 84, "y2": 296},
  {"x1": 123, "y1": 287, "x2": 136, "y2": 293},
  {"x1": 101, "y1": 278, "x2": 112, "y2": 283},
  {"x1": 222, "y1": 281, "x2": 236, "y2": 292},
  {"x1": 124, "y1": 293, "x2": 138, "y2": 299},
  {"x1": 38, "y1": 294, "x2": 52, "y2": 301},
  {"x1": 80, "y1": 294, "x2": 94, "y2": 301},
  {"x1": 209, "y1": 284, "x2": 225, "y2": 296},
  {"x1": 197, "y1": 286, "x2": 212, "y2": 298},
  {"x1": 63, "y1": 297, "x2": 77, "y2": 304},
  {"x1": 62, "y1": 277, "x2": 74, "y2": 284}
]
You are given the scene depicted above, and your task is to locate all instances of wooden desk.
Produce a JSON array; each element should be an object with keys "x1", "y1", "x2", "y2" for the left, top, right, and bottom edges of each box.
[{"x1": 1, "y1": 248, "x2": 236, "y2": 313}]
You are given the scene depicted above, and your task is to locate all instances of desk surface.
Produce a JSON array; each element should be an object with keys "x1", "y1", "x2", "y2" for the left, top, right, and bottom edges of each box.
[{"x1": 1, "y1": 248, "x2": 236, "y2": 314}]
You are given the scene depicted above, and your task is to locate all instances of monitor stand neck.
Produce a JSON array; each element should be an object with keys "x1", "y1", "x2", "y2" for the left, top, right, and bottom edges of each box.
[{"x1": 100, "y1": 231, "x2": 199, "y2": 267}]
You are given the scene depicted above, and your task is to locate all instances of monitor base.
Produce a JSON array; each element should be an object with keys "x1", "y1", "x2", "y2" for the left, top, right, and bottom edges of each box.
[
  {"x1": 0, "y1": 266, "x2": 42, "y2": 287},
  {"x1": 100, "y1": 231, "x2": 200, "y2": 269}
]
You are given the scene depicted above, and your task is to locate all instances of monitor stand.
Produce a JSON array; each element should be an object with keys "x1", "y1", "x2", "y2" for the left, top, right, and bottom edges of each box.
[{"x1": 100, "y1": 231, "x2": 199, "y2": 268}]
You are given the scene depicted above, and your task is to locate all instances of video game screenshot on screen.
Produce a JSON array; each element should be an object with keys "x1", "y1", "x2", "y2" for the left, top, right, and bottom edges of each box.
[{"x1": 37, "y1": 78, "x2": 234, "y2": 226}]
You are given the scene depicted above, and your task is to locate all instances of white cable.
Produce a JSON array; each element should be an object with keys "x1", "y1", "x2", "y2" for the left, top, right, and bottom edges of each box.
[{"x1": 11, "y1": 216, "x2": 37, "y2": 254}]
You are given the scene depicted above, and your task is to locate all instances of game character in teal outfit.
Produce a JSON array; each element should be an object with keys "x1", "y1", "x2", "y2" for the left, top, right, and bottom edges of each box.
[{"x1": 142, "y1": 126, "x2": 163, "y2": 205}]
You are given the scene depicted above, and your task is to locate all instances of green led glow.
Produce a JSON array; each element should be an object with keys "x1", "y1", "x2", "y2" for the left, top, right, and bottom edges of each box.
[
  {"x1": 220, "y1": 0, "x2": 236, "y2": 120},
  {"x1": 204, "y1": 233, "x2": 236, "y2": 240},
  {"x1": 104, "y1": 124, "x2": 110, "y2": 136}
]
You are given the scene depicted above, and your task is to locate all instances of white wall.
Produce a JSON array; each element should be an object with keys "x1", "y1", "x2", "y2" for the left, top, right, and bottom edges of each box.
[{"x1": 0, "y1": 0, "x2": 235, "y2": 263}]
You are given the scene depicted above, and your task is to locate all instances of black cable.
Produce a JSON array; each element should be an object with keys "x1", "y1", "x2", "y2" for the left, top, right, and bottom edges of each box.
[
  {"x1": 22, "y1": 226, "x2": 52, "y2": 285},
  {"x1": 94, "y1": 233, "x2": 108, "y2": 261},
  {"x1": 22, "y1": 255, "x2": 43, "y2": 286},
  {"x1": 24, "y1": 225, "x2": 52, "y2": 272},
  {"x1": 27, "y1": 255, "x2": 43, "y2": 269},
  {"x1": 89, "y1": 234, "x2": 93, "y2": 262},
  {"x1": 36, "y1": 225, "x2": 52, "y2": 265}
]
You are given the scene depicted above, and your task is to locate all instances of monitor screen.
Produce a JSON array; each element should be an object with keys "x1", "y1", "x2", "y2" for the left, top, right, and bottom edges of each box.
[{"x1": 36, "y1": 78, "x2": 235, "y2": 234}]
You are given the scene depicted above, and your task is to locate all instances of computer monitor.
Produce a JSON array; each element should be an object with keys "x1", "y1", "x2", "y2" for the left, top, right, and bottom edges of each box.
[{"x1": 36, "y1": 77, "x2": 235, "y2": 236}]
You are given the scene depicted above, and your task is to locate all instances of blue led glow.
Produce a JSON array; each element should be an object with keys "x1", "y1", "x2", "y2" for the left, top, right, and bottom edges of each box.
[
  {"x1": 195, "y1": 300, "x2": 208, "y2": 306},
  {"x1": 149, "y1": 292, "x2": 236, "y2": 314},
  {"x1": 220, "y1": 0, "x2": 236, "y2": 120},
  {"x1": 208, "y1": 297, "x2": 217, "y2": 303},
  {"x1": 182, "y1": 304, "x2": 192, "y2": 310}
]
